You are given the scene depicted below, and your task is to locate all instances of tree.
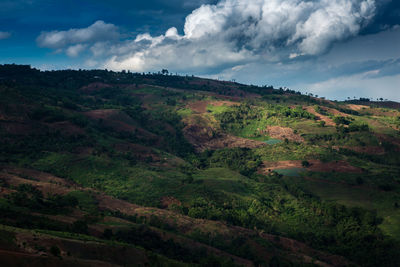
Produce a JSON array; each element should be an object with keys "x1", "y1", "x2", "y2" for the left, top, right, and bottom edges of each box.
[
  {"x1": 302, "y1": 160, "x2": 311, "y2": 167},
  {"x1": 161, "y1": 69, "x2": 169, "y2": 75}
]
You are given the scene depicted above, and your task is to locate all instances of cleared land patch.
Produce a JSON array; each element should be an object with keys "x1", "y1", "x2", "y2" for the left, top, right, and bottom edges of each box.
[
  {"x1": 260, "y1": 160, "x2": 363, "y2": 174},
  {"x1": 187, "y1": 100, "x2": 239, "y2": 113},
  {"x1": 266, "y1": 126, "x2": 304, "y2": 143}
]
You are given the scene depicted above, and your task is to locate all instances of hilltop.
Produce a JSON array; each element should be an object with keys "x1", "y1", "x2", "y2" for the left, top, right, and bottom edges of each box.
[{"x1": 0, "y1": 64, "x2": 400, "y2": 266}]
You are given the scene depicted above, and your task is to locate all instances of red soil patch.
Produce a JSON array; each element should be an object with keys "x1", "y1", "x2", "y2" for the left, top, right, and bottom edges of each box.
[
  {"x1": 85, "y1": 109, "x2": 135, "y2": 132},
  {"x1": 265, "y1": 126, "x2": 304, "y2": 142},
  {"x1": 84, "y1": 109, "x2": 159, "y2": 142},
  {"x1": 308, "y1": 160, "x2": 362, "y2": 173},
  {"x1": 2, "y1": 167, "x2": 73, "y2": 186},
  {"x1": 187, "y1": 101, "x2": 209, "y2": 113},
  {"x1": 304, "y1": 106, "x2": 336, "y2": 126},
  {"x1": 160, "y1": 196, "x2": 182, "y2": 209},
  {"x1": 210, "y1": 100, "x2": 239, "y2": 107},
  {"x1": 260, "y1": 160, "x2": 363, "y2": 174},
  {"x1": 0, "y1": 187, "x2": 15, "y2": 197},
  {"x1": 187, "y1": 100, "x2": 239, "y2": 113},
  {"x1": 183, "y1": 114, "x2": 266, "y2": 151},
  {"x1": 97, "y1": 194, "x2": 140, "y2": 215},
  {"x1": 332, "y1": 146, "x2": 385, "y2": 155},
  {"x1": 85, "y1": 109, "x2": 120, "y2": 120},
  {"x1": 346, "y1": 104, "x2": 369, "y2": 111},
  {"x1": 184, "y1": 123, "x2": 265, "y2": 152},
  {"x1": 0, "y1": 172, "x2": 76, "y2": 196}
]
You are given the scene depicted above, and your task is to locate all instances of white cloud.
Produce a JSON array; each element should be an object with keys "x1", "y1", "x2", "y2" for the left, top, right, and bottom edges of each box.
[
  {"x1": 0, "y1": 31, "x2": 11, "y2": 40},
  {"x1": 100, "y1": 0, "x2": 376, "y2": 71},
  {"x1": 66, "y1": 44, "x2": 87, "y2": 57},
  {"x1": 37, "y1": 20, "x2": 119, "y2": 57},
  {"x1": 36, "y1": 1, "x2": 377, "y2": 69}
]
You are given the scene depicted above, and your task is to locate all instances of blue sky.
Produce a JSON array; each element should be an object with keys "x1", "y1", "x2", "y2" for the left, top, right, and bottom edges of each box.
[{"x1": 1, "y1": 0, "x2": 399, "y2": 101}]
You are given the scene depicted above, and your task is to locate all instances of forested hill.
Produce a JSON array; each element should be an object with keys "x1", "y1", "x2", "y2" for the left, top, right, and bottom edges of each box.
[{"x1": 1, "y1": 64, "x2": 400, "y2": 266}]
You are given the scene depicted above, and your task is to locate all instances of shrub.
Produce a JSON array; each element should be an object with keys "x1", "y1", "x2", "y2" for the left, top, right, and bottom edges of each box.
[
  {"x1": 301, "y1": 160, "x2": 311, "y2": 167},
  {"x1": 50, "y1": 245, "x2": 61, "y2": 257}
]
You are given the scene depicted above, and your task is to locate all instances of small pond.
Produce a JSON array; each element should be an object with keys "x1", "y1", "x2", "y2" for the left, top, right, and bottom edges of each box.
[
  {"x1": 274, "y1": 168, "x2": 305, "y2": 177},
  {"x1": 263, "y1": 139, "x2": 283, "y2": 145}
]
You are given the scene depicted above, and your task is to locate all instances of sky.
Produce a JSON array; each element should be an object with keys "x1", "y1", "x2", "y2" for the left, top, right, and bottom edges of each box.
[{"x1": 0, "y1": 0, "x2": 399, "y2": 101}]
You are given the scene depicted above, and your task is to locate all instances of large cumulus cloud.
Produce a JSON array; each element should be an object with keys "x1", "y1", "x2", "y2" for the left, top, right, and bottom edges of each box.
[
  {"x1": 106, "y1": 0, "x2": 376, "y2": 71},
  {"x1": 36, "y1": 0, "x2": 376, "y2": 71}
]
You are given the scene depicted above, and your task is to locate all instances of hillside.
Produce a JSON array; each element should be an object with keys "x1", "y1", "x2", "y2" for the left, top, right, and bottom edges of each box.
[{"x1": 0, "y1": 64, "x2": 400, "y2": 266}]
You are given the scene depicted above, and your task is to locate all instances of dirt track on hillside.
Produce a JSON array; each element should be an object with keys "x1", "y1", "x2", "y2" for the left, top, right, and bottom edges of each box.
[{"x1": 304, "y1": 106, "x2": 336, "y2": 126}]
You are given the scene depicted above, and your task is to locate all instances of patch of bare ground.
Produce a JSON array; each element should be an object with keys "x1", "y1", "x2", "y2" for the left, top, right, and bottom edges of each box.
[
  {"x1": 183, "y1": 122, "x2": 265, "y2": 152},
  {"x1": 84, "y1": 109, "x2": 159, "y2": 143},
  {"x1": 265, "y1": 126, "x2": 304, "y2": 142},
  {"x1": 183, "y1": 114, "x2": 265, "y2": 151},
  {"x1": 1, "y1": 167, "x2": 74, "y2": 187},
  {"x1": 84, "y1": 109, "x2": 135, "y2": 132},
  {"x1": 160, "y1": 196, "x2": 182, "y2": 209},
  {"x1": 332, "y1": 145, "x2": 386, "y2": 155},
  {"x1": 0, "y1": 187, "x2": 15, "y2": 197},
  {"x1": 186, "y1": 100, "x2": 239, "y2": 113},
  {"x1": 304, "y1": 106, "x2": 336, "y2": 126},
  {"x1": 210, "y1": 100, "x2": 240, "y2": 107},
  {"x1": 0, "y1": 172, "x2": 77, "y2": 196},
  {"x1": 0, "y1": 167, "x2": 88, "y2": 199},
  {"x1": 260, "y1": 160, "x2": 363, "y2": 174},
  {"x1": 187, "y1": 100, "x2": 209, "y2": 113},
  {"x1": 346, "y1": 104, "x2": 369, "y2": 111},
  {"x1": 203, "y1": 134, "x2": 266, "y2": 151}
]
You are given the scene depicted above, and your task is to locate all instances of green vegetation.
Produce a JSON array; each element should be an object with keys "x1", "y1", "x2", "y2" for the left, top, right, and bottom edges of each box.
[{"x1": 0, "y1": 64, "x2": 400, "y2": 266}]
